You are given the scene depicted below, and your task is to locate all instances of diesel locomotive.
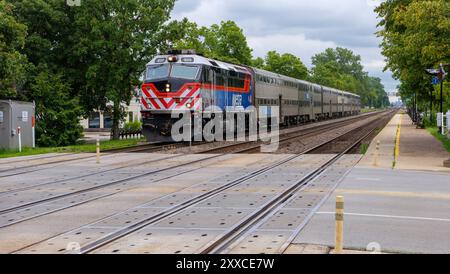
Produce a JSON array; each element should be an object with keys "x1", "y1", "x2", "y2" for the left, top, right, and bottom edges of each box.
[{"x1": 140, "y1": 50, "x2": 361, "y2": 142}]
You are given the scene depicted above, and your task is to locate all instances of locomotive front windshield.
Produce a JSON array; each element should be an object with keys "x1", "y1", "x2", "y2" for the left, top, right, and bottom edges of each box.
[
  {"x1": 146, "y1": 64, "x2": 200, "y2": 81},
  {"x1": 170, "y1": 64, "x2": 200, "y2": 80},
  {"x1": 146, "y1": 64, "x2": 170, "y2": 80}
]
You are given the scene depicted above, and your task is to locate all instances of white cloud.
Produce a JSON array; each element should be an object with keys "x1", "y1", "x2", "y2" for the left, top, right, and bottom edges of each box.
[
  {"x1": 248, "y1": 34, "x2": 336, "y2": 67},
  {"x1": 172, "y1": 0, "x2": 399, "y2": 92},
  {"x1": 363, "y1": 60, "x2": 386, "y2": 70}
]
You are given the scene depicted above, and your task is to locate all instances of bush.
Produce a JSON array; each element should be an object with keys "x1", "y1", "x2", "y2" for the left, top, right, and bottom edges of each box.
[{"x1": 123, "y1": 121, "x2": 142, "y2": 132}]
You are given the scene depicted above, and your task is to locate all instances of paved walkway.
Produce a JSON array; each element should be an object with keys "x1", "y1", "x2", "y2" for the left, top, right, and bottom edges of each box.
[
  {"x1": 396, "y1": 114, "x2": 449, "y2": 172},
  {"x1": 293, "y1": 112, "x2": 450, "y2": 254},
  {"x1": 359, "y1": 113, "x2": 449, "y2": 172}
]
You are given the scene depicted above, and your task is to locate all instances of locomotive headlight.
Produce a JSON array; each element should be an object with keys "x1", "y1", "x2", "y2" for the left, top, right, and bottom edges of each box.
[
  {"x1": 168, "y1": 56, "x2": 178, "y2": 62},
  {"x1": 165, "y1": 83, "x2": 171, "y2": 92},
  {"x1": 186, "y1": 102, "x2": 192, "y2": 109}
]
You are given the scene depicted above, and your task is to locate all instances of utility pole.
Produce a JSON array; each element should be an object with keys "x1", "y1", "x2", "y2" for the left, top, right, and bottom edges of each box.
[
  {"x1": 425, "y1": 63, "x2": 447, "y2": 133},
  {"x1": 440, "y1": 64, "x2": 444, "y2": 114},
  {"x1": 430, "y1": 88, "x2": 433, "y2": 124}
]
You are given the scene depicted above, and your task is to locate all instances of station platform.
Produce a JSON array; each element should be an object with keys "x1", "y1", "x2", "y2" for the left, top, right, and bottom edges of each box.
[
  {"x1": 359, "y1": 113, "x2": 450, "y2": 172},
  {"x1": 294, "y1": 112, "x2": 450, "y2": 254}
]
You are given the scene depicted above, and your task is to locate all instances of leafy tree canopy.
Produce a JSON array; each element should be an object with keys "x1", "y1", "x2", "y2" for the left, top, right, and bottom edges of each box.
[
  {"x1": 311, "y1": 47, "x2": 389, "y2": 107},
  {"x1": 167, "y1": 19, "x2": 253, "y2": 65},
  {"x1": 0, "y1": 0, "x2": 27, "y2": 98},
  {"x1": 376, "y1": 0, "x2": 450, "y2": 112},
  {"x1": 261, "y1": 51, "x2": 308, "y2": 80},
  {"x1": 68, "y1": 0, "x2": 176, "y2": 139}
]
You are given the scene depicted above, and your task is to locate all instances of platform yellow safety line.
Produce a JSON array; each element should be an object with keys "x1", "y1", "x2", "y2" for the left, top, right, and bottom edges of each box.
[{"x1": 393, "y1": 116, "x2": 402, "y2": 167}]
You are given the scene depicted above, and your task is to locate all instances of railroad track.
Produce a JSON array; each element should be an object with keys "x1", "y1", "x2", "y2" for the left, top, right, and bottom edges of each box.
[
  {"x1": 1, "y1": 111, "x2": 394, "y2": 239},
  {"x1": 0, "y1": 142, "x2": 193, "y2": 178},
  {"x1": 36, "y1": 111, "x2": 392, "y2": 254},
  {"x1": 0, "y1": 111, "x2": 382, "y2": 177},
  {"x1": 199, "y1": 110, "x2": 391, "y2": 154},
  {"x1": 0, "y1": 153, "x2": 183, "y2": 195},
  {"x1": 200, "y1": 112, "x2": 395, "y2": 254},
  {"x1": 0, "y1": 153, "x2": 231, "y2": 228}
]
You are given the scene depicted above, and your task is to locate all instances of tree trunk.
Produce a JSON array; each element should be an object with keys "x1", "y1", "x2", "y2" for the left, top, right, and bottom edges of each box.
[{"x1": 112, "y1": 100, "x2": 121, "y2": 140}]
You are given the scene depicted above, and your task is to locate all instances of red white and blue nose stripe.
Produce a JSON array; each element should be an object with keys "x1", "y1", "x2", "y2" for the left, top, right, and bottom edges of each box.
[{"x1": 141, "y1": 83, "x2": 202, "y2": 111}]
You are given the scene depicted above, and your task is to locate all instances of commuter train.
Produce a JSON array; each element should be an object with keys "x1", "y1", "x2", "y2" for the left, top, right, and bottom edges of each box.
[{"x1": 140, "y1": 50, "x2": 361, "y2": 142}]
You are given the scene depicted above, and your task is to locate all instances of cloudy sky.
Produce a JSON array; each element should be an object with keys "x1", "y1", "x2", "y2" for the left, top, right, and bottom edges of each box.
[{"x1": 171, "y1": 0, "x2": 399, "y2": 93}]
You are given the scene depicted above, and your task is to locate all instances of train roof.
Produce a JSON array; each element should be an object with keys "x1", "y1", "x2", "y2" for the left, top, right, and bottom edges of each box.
[
  {"x1": 147, "y1": 54, "x2": 251, "y2": 74},
  {"x1": 252, "y1": 68, "x2": 282, "y2": 79},
  {"x1": 147, "y1": 53, "x2": 361, "y2": 99}
]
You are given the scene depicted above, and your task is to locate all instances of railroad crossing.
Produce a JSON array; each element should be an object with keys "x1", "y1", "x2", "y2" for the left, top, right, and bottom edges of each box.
[{"x1": 0, "y1": 110, "x2": 449, "y2": 254}]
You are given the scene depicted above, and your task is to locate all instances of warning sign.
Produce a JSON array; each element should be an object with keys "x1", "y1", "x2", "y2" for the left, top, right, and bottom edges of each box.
[{"x1": 22, "y1": 111, "x2": 28, "y2": 122}]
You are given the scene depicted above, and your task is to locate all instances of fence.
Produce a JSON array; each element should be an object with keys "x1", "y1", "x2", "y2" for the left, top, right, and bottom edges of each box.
[{"x1": 116, "y1": 129, "x2": 143, "y2": 140}]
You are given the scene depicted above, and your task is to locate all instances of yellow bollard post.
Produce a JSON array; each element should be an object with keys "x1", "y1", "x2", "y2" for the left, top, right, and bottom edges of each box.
[
  {"x1": 96, "y1": 139, "x2": 100, "y2": 164},
  {"x1": 373, "y1": 140, "x2": 380, "y2": 167},
  {"x1": 395, "y1": 125, "x2": 401, "y2": 161},
  {"x1": 335, "y1": 196, "x2": 344, "y2": 254}
]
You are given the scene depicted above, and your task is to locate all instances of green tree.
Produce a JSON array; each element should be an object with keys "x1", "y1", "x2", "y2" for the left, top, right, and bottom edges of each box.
[
  {"x1": 6, "y1": 0, "x2": 84, "y2": 146},
  {"x1": 251, "y1": 57, "x2": 265, "y2": 69},
  {"x1": 263, "y1": 51, "x2": 308, "y2": 80},
  {"x1": 376, "y1": 0, "x2": 450, "y2": 113},
  {"x1": 312, "y1": 47, "x2": 366, "y2": 81},
  {"x1": 29, "y1": 65, "x2": 83, "y2": 147},
  {"x1": 0, "y1": 0, "x2": 27, "y2": 98},
  {"x1": 165, "y1": 20, "x2": 253, "y2": 66},
  {"x1": 160, "y1": 19, "x2": 207, "y2": 54},
  {"x1": 66, "y1": 0, "x2": 176, "y2": 139},
  {"x1": 310, "y1": 47, "x2": 388, "y2": 107},
  {"x1": 201, "y1": 21, "x2": 253, "y2": 65}
]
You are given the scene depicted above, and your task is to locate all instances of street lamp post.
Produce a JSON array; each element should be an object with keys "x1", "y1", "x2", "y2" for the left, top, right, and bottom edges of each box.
[{"x1": 426, "y1": 63, "x2": 447, "y2": 134}]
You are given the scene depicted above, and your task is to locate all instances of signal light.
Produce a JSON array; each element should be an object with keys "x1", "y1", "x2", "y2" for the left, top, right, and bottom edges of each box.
[{"x1": 168, "y1": 56, "x2": 178, "y2": 62}]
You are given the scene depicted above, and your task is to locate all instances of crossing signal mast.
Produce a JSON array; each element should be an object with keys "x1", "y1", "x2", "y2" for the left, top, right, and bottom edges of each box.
[{"x1": 426, "y1": 63, "x2": 448, "y2": 134}]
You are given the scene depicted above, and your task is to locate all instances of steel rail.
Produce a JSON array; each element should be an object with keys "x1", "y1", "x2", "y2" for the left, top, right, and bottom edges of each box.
[
  {"x1": 75, "y1": 112, "x2": 392, "y2": 254},
  {"x1": 199, "y1": 114, "x2": 391, "y2": 254}
]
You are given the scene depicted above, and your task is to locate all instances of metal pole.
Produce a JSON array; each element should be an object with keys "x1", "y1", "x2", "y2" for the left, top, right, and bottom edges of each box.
[
  {"x1": 430, "y1": 89, "x2": 433, "y2": 124},
  {"x1": 189, "y1": 113, "x2": 192, "y2": 150},
  {"x1": 414, "y1": 91, "x2": 417, "y2": 123},
  {"x1": 440, "y1": 79, "x2": 444, "y2": 134},
  {"x1": 18, "y1": 127, "x2": 22, "y2": 152},
  {"x1": 441, "y1": 67, "x2": 444, "y2": 115},
  {"x1": 32, "y1": 115, "x2": 35, "y2": 148}
]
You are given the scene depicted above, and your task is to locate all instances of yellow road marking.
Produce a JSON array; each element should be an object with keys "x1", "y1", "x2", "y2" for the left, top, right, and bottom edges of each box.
[{"x1": 394, "y1": 116, "x2": 402, "y2": 161}]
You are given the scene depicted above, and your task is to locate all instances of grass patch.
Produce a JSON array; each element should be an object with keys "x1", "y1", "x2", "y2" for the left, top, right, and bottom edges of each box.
[
  {"x1": 361, "y1": 108, "x2": 383, "y2": 114},
  {"x1": 426, "y1": 127, "x2": 450, "y2": 154},
  {"x1": 0, "y1": 138, "x2": 144, "y2": 159},
  {"x1": 359, "y1": 143, "x2": 369, "y2": 154}
]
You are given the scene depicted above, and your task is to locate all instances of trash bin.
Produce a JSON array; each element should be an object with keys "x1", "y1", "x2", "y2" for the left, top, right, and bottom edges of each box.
[{"x1": 0, "y1": 100, "x2": 35, "y2": 150}]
